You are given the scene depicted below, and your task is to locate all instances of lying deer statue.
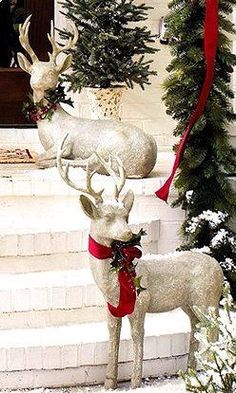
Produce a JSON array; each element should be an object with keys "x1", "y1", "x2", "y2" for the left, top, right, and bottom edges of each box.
[
  {"x1": 57, "y1": 137, "x2": 223, "y2": 389},
  {"x1": 17, "y1": 16, "x2": 157, "y2": 178}
]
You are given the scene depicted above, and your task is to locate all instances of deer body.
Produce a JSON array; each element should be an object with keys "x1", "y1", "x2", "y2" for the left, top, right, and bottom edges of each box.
[
  {"x1": 57, "y1": 144, "x2": 224, "y2": 389},
  {"x1": 37, "y1": 107, "x2": 157, "y2": 176},
  {"x1": 17, "y1": 16, "x2": 157, "y2": 177},
  {"x1": 88, "y1": 219, "x2": 223, "y2": 390},
  {"x1": 90, "y1": 248, "x2": 223, "y2": 314}
]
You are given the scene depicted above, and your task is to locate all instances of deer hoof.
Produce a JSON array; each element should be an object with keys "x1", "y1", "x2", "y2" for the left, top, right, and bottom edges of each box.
[
  {"x1": 187, "y1": 357, "x2": 197, "y2": 370},
  {"x1": 131, "y1": 378, "x2": 142, "y2": 389},
  {"x1": 104, "y1": 377, "x2": 117, "y2": 390},
  {"x1": 35, "y1": 159, "x2": 55, "y2": 169}
]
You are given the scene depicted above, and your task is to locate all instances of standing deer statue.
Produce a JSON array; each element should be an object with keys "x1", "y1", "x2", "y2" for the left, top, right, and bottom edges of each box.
[
  {"x1": 57, "y1": 137, "x2": 224, "y2": 389},
  {"x1": 17, "y1": 16, "x2": 157, "y2": 177}
]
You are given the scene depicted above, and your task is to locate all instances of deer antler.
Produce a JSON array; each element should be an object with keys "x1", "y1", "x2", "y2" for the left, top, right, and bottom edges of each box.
[
  {"x1": 19, "y1": 15, "x2": 38, "y2": 63},
  {"x1": 57, "y1": 135, "x2": 104, "y2": 204},
  {"x1": 95, "y1": 154, "x2": 126, "y2": 201},
  {"x1": 47, "y1": 21, "x2": 79, "y2": 63}
]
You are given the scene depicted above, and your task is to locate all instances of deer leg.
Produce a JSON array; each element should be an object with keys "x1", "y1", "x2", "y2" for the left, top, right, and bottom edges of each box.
[
  {"x1": 105, "y1": 311, "x2": 122, "y2": 390},
  {"x1": 182, "y1": 305, "x2": 200, "y2": 369},
  {"x1": 36, "y1": 137, "x2": 75, "y2": 167},
  {"x1": 64, "y1": 155, "x2": 101, "y2": 170},
  {"x1": 207, "y1": 319, "x2": 219, "y2": 343},
  {"x1": 36, "y1": 141, "x2": 77, "y2": 169},
  {"x1": 205, "y1": 301, "x2": 220, "y2": 344},
  {"x1": 36, "y1": 146, "x2": 58, "y2": 168},
  {"x1": 128, "y1": 310, "x2": 146, "y2": 389},
  {"x1": 198, "y1": 305, "x2": 219, "y2": 364},
  {"x1": 183, "y1": 299, "x2": 221, "y2": 370}
]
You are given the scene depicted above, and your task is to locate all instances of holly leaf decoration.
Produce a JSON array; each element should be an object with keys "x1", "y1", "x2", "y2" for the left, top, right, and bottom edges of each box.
[
  {"x1": 22, "y1": 83, "x2": 74, "y2": 122},
  {"x1": 110, "y1": 228, "x2": 147, "y2": 295},
  {"x1": 46, "y1": 83, "x2": 74, "y2": 107}
]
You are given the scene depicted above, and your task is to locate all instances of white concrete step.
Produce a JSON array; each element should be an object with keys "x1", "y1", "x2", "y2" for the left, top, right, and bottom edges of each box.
[
  {"x1": 0, "y1": 220, "x2": 159, "y2": 257},
  {"x1": 0, "y1": 252, "x2": 88, "y2": 274},
  {"x1": 1, "y1": 159, "x2": 235, "y2": 256},
  {"x1": 0, "y1": 268, "x2": 105, "y2": 329},
  {"x1": 1, "y1": 307, "x2": 107, "y2": 330},
  {"x1": 0, "y1": 165, "x2": 185, "y2": 224},
  {"x1": 0, "y1": 310, "x2": 190, "y2": 389},
  {"x1": 0, "y1": 160, "x2": 173, "y2": 199},
  {"x1": 0, "y1": 269, "x2": 103, "y2": 311},
  {"x1": 0, "y1": 165, "x2": 184, "y2": 256},
  {"x1": 0, "y1": 228, "x2": 88, "y2": 257}
]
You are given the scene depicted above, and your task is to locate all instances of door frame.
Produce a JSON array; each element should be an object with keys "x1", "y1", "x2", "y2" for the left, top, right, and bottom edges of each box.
[{"x1": 0, "y1": 0, "x2": 54, "y2": 127}]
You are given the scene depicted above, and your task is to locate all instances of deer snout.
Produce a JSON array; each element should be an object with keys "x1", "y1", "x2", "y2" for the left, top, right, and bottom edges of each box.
[
  {"x1": 32, "y1": 88, "x2": 45, "y2": 103},
  {"x1": 31, "y1": 80, "x2": 44, "y2": 89}
]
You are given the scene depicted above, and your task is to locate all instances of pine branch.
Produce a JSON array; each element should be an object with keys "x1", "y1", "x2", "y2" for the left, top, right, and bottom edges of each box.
[
  {"x1": 58, "y1": 0, "x2": 158, "y2": 90},
  {"x1": 163, "y1": 0, "x2": 236, "y2": 291}
]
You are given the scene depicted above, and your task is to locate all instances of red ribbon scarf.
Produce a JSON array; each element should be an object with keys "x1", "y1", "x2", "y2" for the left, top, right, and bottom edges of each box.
[
  {"x1": 88, "y1": 235, "x2": 142, "y2": 318},
  {"x1": 155, "y1": 0, "x2": 219, "y2": 202}
]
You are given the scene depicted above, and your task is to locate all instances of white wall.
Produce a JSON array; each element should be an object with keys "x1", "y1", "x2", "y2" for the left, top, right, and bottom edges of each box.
[{"x1": 55, "y1": 0, "x2": 236, "y2": 152}]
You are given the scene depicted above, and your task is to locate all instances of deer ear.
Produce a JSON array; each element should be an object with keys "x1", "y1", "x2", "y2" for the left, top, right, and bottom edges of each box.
[
  {"x1": 80, "y1": 195, "x2": 99, "y2": 219},
  {"x1": 17, "y1": 53, "x2": 32, "y2": 74},
  {"x1": 56, "y1": 54, "x2": 72, "y2": 74},
  {"x1": 122, "y1": 189, "x2": 134, "y2": 212}
]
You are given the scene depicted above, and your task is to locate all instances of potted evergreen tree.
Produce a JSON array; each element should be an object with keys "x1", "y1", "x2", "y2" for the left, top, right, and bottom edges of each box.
[{"x1": 59, "y1": 0, "x2": 158, "y2": 120}]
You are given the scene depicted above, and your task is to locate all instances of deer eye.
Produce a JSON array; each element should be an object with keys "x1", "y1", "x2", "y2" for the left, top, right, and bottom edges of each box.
[{"x1": 46, "y1": 71, "x2": 55, "y2": 80}]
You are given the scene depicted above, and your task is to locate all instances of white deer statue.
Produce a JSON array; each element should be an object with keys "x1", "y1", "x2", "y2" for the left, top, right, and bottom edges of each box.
[
  {"x1": 17, "y1": 16, "x2": 157, "y2": 177},
  {"x1": 57, "y1": 137, "x2": 224, "y2": 389}
]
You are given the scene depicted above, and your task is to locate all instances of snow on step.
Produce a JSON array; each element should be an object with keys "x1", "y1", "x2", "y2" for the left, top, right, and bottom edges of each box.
[
  {"x1": 0, "y1": 269, "x2": 104, "y2": 313},
  {"x1": 0, "y1": 311, "x2": 190, "y2": 389}
]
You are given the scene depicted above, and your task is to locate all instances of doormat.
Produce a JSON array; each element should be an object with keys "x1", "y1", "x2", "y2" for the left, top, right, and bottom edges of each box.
[{"x1": 0, "y1": 149, "x2": 37, "y2": 164}]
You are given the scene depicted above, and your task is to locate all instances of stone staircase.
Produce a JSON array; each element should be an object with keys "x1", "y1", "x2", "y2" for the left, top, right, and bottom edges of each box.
[
  {"x1": 0, "y1": 165, "x2": 190, "y2": 389},
  {"x1": 0, "y1": 313, "x2": 190, "y2": 389}
]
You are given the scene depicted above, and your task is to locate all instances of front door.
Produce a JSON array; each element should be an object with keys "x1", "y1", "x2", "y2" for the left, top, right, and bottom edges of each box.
[{"x1": 0, "y1": 0, "x2": 54, "y2": 126}]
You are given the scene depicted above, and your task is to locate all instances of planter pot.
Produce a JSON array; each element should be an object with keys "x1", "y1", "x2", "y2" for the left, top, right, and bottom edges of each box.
[{"x1": 86, "y1": 86, "x2": 126, "y2": 120}]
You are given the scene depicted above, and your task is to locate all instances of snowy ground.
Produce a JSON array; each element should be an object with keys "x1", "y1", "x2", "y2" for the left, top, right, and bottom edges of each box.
[{"x1": 1, "y1": 377, "x2": 187, "y2": 393}]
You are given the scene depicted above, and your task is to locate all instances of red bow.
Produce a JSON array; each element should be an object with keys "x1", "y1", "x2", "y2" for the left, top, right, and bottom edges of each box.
[
  {"x1": 122, "y1": 246, "x2": 142, "y2": 262},
  {"x1": 89, "y1": 236, "x2": 142, "y2": 317}
]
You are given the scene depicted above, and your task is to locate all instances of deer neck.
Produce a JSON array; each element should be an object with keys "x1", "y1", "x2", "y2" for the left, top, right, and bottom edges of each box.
[
  {"x1": 33, "y1": 83, "x2": 75, "y2": 126},
  {"x1": 35, "y1": 99, "x2": 74, "y2": 151},
  {"x1": 36, "y1": 102, "x2": 68, "y2": 123},
  {"x1": 88, "y1": 232, "x2": 120, "y2": 305}
]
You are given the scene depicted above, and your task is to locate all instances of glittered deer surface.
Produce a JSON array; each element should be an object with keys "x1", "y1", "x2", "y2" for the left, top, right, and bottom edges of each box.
[
  {"x1": 17, "y1": 16, "x2": 157, "y2": 178},
  {"x1": 57, "y1": 138, "x2": 223, "y2": 389}
]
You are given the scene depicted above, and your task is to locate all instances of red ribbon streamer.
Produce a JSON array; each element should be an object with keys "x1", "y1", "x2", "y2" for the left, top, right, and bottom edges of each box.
[
  {"x1": 155, "y1": 0, "x2": 219, "y2": 202},
  {"x1": 88, "y1": 235, "x2": 142, "y2": 317}
]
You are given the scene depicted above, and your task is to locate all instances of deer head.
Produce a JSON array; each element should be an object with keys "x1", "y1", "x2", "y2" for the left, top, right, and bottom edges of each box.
[
  {"x1": 57, "y1": 136, "x2": 134, "y2": 244},
  {"x1": 17, "y1": 15, "x2": 78, "y2": 103}
]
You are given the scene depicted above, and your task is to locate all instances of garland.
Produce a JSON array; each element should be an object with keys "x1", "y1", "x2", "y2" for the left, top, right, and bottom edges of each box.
[
  {"x1": 110, "y1": 228, "x2": 147, "y2": 295},
  {"x1": 22, "y1": 83, "x2": 74, "y2": 122},
  {"x1": 155, "y1": 0, "x2": 219, "y2": 202}
]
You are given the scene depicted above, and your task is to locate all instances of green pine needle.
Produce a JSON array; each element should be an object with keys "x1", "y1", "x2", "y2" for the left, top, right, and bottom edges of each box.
[{"x1": 164, "y1": 0, "x2": 236, "y2": 291}]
